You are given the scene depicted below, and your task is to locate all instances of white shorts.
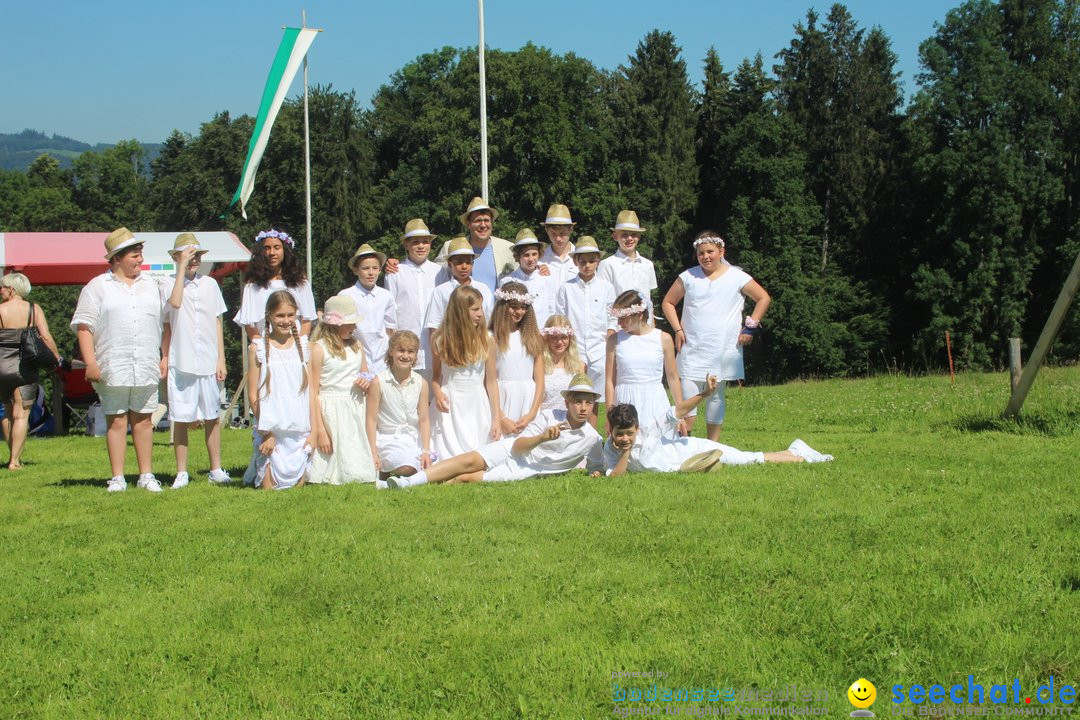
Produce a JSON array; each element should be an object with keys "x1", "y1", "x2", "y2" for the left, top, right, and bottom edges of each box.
[
  {"x1": 94, "y1": 383, "x2": 158, "y2": 416},
  {"x1": 584, "y1": 359, "x2": 605, "y2": 402},
  {"x1": 168, "y1": 368, "x2": 222, "y2": 422},
  {"x1": 477, "y1": 437, "x2": 514, "y2": 471},
  {"x1": 377, "y1": 432, "x2": 424, "y2": 470}
]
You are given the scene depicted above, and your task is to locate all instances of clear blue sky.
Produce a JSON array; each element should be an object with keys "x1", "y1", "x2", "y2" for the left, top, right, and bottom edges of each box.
[{"x1": 4, "y1": 0, "x2": 954, "y2": 145}]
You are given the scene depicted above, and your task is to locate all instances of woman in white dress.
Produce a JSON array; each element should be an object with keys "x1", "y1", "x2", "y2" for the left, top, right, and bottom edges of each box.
[
  {"x1": 539, "y1": 314, "x2": 583, "y2": 412},
  {"x1": 308, "y1": 294, "x2": 377, "y2": 484},
  {"x1": 233, "y1": 229, "x2": 317, "y2": 341},
  {"x1": 430, "y1": 286, "x2": 501, "y2": 459},
  {"x1": 661, "y1": 230, "x2": 771, "y2": 440},
  {"x1": 490, "y1": 282, "x2": 544, "y2": 437},
  {"x1": 605, "y1": 290, "x2": 682, "y2": 436}
]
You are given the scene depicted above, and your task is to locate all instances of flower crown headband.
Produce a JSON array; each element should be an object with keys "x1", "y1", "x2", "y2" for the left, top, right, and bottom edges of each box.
[
  {"x1": 693, "y1": 234, "x2": 725, "y2": 248},
  {"x1": 494, "y1": 288, "x2": 535, "y2": 305},
  {"x1": 540, "y1": 325, "x2": 575, "y2": 337},
  {"x1": 611, "y1": 303, "x2": 647, "y2": 318},
  {"x1": 255, "y1": 229, "x2": 296, "y2": 248}
]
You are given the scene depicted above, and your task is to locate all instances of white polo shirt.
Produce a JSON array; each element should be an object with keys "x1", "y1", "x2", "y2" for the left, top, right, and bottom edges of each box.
[
  {"x1": 499, "y1": 267, "x2": 558, "y2": 327},
  {"x1": 340, "y1": 282, "x2": 397, "y2": 373},
  {"x1": 423, "y1": 278, "x2": 495, "y2": 332},
  {"x1": 385, "y1": 258, "x2": 441, "y2": 369},
  {"x1": 554, "y1": 275, "x2": 616, "y2": 369},
  {"x1": 71, "y1": 271, "x2": 166, "y2": 387},
  {"x1": 163, "y1": 274, "x2": 227, "y2": 376}
]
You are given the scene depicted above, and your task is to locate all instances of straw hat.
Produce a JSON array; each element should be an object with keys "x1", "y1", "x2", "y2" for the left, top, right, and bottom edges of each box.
[
  {"x1": 542, "y1": 204, "x2": 575, "y2": 226},
  {"x1": 104, "y1": 227, "x2": 142, "y2": 260},
  {"x1": 322, "y1": 294, "x2": 362, "y2": 325},
  {"x1": 459, "y1": 197, "x2": 499, "y2": 226},
  {"x1": 610, "y1": 210, "x2": 647, "y2": 234},
  {"x1": 168, "y1": 232, "x2": 209, "y2": 258},
  {"x1": 348, "y1": 243, "x2": 388, "y2": 271},
  {"x1": 401, "y1": 218, "x2": 437, "y2": 242},
  {"x1": 446, "y1": 236, "x2": 477, "y2": 258},
  {"x1": 560, "y1": 372, "x2": 602, "y2": 399},
  {"x1": 570, "y1": 235, "x2": 605, "y2": 259}
]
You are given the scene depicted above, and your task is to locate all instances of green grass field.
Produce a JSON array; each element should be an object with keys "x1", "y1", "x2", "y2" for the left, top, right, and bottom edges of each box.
[{"x1": 1, "y1": 368, "x2": 1077, "y2": 719}]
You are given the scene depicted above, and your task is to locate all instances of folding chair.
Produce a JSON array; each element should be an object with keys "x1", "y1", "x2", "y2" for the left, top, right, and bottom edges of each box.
[{"x1": 56, "y1": 361, "x2": 98, "y2": 434}]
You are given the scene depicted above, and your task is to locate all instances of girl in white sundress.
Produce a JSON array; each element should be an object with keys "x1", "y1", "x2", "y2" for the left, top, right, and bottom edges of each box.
[
  {"x1": 308, "y1": 294, "x2": 377, "y2": 484},
  {"x1": 490, "y1": 281, "x2": 544, "y2": 438},
  {"x1": 366, "y1": 330, "x2": 433, "y2": 480},
  {"x1": 430, "y1": 285, "x2": 501, "y2": 459},
  {"x1": 539, "y1": 314, "x2": 583, "y2": 412},
  {"x1": 244, "y1": 291, "x2": 314, "y2": 490},
  {"x1": 605, "y1": 290, "x2": 682, "y2": 437},
  {"x1": 661, "y1": 230, "x2": 771, "y2": 441}
]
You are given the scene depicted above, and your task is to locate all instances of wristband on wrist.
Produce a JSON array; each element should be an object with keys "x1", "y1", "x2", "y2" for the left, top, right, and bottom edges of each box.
[{"x1": 743, "y1": 316, "x2": 760, "y2": 329}]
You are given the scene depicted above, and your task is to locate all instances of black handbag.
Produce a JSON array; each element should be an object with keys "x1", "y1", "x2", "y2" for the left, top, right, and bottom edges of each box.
[{"x1": 20, "y1": 305, "x2": 59, "y2": 374}]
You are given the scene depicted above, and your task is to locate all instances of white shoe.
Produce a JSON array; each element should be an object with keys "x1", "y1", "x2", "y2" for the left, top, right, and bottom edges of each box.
[
  {"x1": 374, "y1": 479, "x2": 389, "y2": 490},
  {"x1": 107, "y1": 476, "x2": 127, "y2": 492},
  {"x1": 386, "y1": 476, "x2": 407, "y2": 489},
  {"x1": 171, "y1": 472, "x2": 190, "y2": 489},
  {"x1": 207, "y1": 468, "x2": 231, "y2": 484},
  {"x1": 788, "y1": 439, "x2": 833, "y2": 463},
  {"x1": 137, "y1": 474, "x2": 163, "y2": 492}
]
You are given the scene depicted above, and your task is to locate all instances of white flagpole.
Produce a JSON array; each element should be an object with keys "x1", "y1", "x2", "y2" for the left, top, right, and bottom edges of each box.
[
  {"x1": 477, "y1": 0, "x2": 489, "y2": 201},
  {"x1": 302, "y1": 9, "x2": 313, "y2": 281}
]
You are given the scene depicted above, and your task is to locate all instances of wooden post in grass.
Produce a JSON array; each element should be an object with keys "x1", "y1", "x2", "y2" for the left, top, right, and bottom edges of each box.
[
  {"x1": 1008, "y1": 338, "x2": 1022, "y2": 390},
  {"x1": 1004, "y1": 248, "x2": 1080, "y2": 418},
  {"x1": 945, "y1": 331, "x2": 955, "y2": 386}
]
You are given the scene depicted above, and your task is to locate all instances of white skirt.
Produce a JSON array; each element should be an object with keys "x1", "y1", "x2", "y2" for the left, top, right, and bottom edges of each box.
[
  {"x1": 614, "y1": 381, "x2": 671, "y2": 436},
  {"x1": 243, "y1": 430, "x2": 311, "y2": 489},
  {"x1": 377, "y1": 431, "x2": 424, "y2": 471},
  {"x1": 498, "y1": 379, "x2": 536, "y2": 432},
  {"x1": 309, "y1": 392, "x2": 377, "y2": 484}
]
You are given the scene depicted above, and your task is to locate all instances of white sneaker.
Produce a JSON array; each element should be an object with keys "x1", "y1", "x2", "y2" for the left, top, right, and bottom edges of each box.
[
  {"x1": 137, "y1": 474, "x2": 163, "y2": 492},
  {"x1": 107, "y1": 476, "x2": 127, "y2": 492},
  {"x1": 207, "y1": 468, "x2": 231, "y2": 484},
  {"x1": 788, "y1": 439, "x2": 833, "y2": 463},
  {"x1": 171, "y1": 472, "x2": 190, "y2": 489},
  {"x1": 374, "y1": 479, "x2": 389, "y2": 490},
  {"x1": 386, "y1": 476, "x2": 407, "y2": 489}
]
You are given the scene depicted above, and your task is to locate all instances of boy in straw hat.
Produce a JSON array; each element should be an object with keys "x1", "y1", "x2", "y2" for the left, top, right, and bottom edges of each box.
[
  {"x1": 340, "y1": 243, "x2": 397, "y2": 374},
  {"x1": 539, "y1": 203, "x2": 579, "y2": 284},
  {"x1": 499, "y1": 228, "x2": 557, "y2": 326},
  {"x1": 378, "y1": 372, "x2": 604, "y2": 488},
  {"x1": 553, "y1": 236, "x2": 616, "y2": 427},
  {"x1": 604, "y1": 375, "x2": 833, "y2": 476},
  {"x1": 162, "y1": 233, "x2": 230, "y2": 488},
  {"x1": 385, "y1": 219, "x2": 441, "y2": 380},
  {"x1": 422, "y1": 236, "x2": 495, "y2": 356},
  {"x1": 599, "y1": 210, "x2": 658, "y2": 324}
]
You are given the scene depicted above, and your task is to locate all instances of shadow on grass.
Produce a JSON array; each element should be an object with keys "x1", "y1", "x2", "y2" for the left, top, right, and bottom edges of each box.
[
  {"x1": 50, "y1": 465, "x2": 253, "y2": 489},
  {"x1": 948, "y1": 409, "x2": 1080, "y2": 437}
]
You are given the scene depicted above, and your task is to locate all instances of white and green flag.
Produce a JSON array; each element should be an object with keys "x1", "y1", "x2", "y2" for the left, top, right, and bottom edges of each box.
[{"x1": 228, "y1": 27, "x2": 318, "y2": 219}]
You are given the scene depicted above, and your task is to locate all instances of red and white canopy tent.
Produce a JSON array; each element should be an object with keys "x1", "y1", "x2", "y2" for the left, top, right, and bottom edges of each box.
[{"x1": 0, "y1": 231, "x2": 251, "y2": 286}]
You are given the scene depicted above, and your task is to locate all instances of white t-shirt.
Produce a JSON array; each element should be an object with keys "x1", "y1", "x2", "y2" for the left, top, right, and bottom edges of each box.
[
  {"x1": 163, "y1": 274, "x2": 227, "y2": 376},
  {"x1": 233, "y1": 279, "x2": 317, "y2": 337}
]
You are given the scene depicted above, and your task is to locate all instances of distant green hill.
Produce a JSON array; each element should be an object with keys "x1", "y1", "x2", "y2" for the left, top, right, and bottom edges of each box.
[{"x1": 0, "y1": 129, "x2": 161, "y2": 172}]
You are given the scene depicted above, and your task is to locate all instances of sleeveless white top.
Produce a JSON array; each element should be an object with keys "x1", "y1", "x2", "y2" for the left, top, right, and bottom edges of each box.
[
  {"x1": 376, "y1": 368, "x2": 423, "y2": 438},
  {"x1": 254, "y1": 336, "x2": 310, "y2": 433},
  {"x1": 541, "y1": 366, "x2": 572, "y2": 411},
  {"x1": 614, "y1": 329, "x2": 663, "y2": 385}
]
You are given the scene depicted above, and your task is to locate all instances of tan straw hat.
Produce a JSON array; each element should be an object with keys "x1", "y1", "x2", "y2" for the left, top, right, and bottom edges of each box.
[
  {"x1": 348, "y1": 243, "x2": 388, "y2": 271},
  {"x1": 104, "y1": 227, "x2": 142, "y2": 260},
  {"x1": 610, "y1": 210, "x2": 647, "y2": 234},
  {"x1": 542, "y1": 203, "x2": 575, "y2": 226},
  {"x1": 560, "y1": 372, "x2": 602, "y2": 398},
  {"x1": 401, "y1": 218, "x2": 437, "y2": 242},
  {"x1": 514, "y1": 228, "x2": 542, "y2": 246},
  {"x1": 168, "y1": 232, "x2": 209, "y2": 257},
  {"x1": 446, "y1": 236, "x2": 477, "y2": 258},
  {"x1": 459, "y1": 197, "x2": 499, "y2": 226},
  {"x1": 570, "y1": 235, "x2": 605, "y2": 259},
  {"x1": 322, "y1": 294, "x2": 363, "y2": 325}
]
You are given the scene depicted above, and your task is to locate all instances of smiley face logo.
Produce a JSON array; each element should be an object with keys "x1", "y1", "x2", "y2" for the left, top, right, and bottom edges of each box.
[{"x1": 848, "y1": 679, "x2": 877, "y2": 709}]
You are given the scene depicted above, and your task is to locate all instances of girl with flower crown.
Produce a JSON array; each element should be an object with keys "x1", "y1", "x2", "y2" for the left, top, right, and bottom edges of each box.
[
  {"x1": 233, "y1": 228, "x2": 317, "y2": 341},
  {"x1": 661, "y1": 230, "x2": 771, "y2": 441},
  {"x1": 604, "y1": 290, "x2": 682, "y2": 437},
  {"x1": 539, "y1": 315, "x2": 583, "y2": 412},
  {"x1": 490, "y1": 282, "x2": 545, "y2": 437}
]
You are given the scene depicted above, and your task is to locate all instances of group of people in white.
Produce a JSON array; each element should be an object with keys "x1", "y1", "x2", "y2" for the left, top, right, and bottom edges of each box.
[{"x1": 71, "y1": 198, "x2": 832, "y2": 492}]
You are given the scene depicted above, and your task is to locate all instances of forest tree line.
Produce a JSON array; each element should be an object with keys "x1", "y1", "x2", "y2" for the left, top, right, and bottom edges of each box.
[{"x1": 1, "y1": 0, "x2": 1077, "y2": 384}]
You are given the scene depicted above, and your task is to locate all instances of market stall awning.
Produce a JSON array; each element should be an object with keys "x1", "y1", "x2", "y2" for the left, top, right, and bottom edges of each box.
[{"x1": 0, "y1": 231, "x2": 251, "y2": 286}]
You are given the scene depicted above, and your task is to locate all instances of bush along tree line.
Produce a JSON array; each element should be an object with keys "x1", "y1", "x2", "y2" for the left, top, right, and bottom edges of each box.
[{"x1": 1, "y1": 0, "x2": 1077, "y2": 384}]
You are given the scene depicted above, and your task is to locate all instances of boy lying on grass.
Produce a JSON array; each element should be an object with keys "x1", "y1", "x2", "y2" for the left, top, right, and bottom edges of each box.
[
  {"x1": 378, "y1": 372, "x2": 604, "y2": 488},
  {"x1": 604, "y1": 375, "x2": 833, "y2": 475}
]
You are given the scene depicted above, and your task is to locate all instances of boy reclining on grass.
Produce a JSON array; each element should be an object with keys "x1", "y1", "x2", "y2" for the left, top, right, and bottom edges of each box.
[
  {"x1": 378, "y1": 372, "x2": 604, "y2": 488},
  {"x1": 604, "y1": 375, "x2": 833, "y2": 476}
]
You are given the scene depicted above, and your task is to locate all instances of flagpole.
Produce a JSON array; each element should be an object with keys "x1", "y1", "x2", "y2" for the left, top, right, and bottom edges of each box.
[
  {"x1": 477, "y1": 0, "x2": 489, "y2": 201},
  {"x1": 302, "y1": 9, "x2": 313, "y2": 281}
]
